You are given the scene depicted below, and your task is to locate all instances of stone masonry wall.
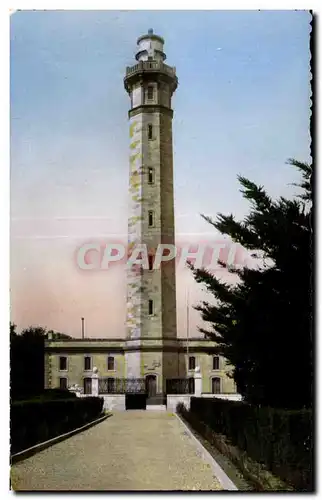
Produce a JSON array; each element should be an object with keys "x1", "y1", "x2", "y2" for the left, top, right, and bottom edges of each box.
[
  {"x1": 49, "y1": 353, "x2": 125, "y2": 389},
  {"x1": 160, "y1": 111, "x2": 177, "y2": 339}
]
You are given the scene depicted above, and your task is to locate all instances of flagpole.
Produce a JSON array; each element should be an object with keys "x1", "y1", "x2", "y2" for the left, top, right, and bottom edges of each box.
[
  {"x1": 186, "y1": 289, "x2": 189, "y2": 361},
  {"x1": 81, "y1": 317, "x2": 85, "y2": 339}
]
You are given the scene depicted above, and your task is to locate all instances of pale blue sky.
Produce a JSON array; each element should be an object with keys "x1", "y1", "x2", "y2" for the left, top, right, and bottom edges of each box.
[{"x1": 10, "y1": 10, "x2": 311, "y2": 336}]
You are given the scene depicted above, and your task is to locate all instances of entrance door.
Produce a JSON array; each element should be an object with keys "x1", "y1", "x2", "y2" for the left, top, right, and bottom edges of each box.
[
  {"x1": 212, "y1": 377, "x2": 221, "y2": 394},
  {"x1": 145, "y1": 375, "x2": 157, "y2": 398}
]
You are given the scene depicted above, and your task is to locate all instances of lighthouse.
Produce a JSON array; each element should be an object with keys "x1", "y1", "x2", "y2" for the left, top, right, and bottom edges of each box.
[
  {"x1": 124, "y1": 30, "x2": 179, "y2": 393},
  {"x1": 44, "y1": 31, "x2": 238, "y2": 406}
]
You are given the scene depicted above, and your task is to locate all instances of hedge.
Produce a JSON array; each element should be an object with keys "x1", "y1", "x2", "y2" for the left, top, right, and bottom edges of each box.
[
  {"x1": 187, "y1": 397, "x2": 313, "y2": 491},
  {"x1": 12, "y1": 389, "x2": 77, "y2": 402},
  {"x1": 11, "y1": 396, "x2": 104, "y2": 455},
  {"x1": 29, "y1": 389, "x2": 77, "y2": 400}
]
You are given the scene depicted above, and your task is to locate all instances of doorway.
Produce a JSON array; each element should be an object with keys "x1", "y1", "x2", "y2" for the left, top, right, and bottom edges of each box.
[{"x1": 145, "y1": 375, "x2": 157, "y2": 398}]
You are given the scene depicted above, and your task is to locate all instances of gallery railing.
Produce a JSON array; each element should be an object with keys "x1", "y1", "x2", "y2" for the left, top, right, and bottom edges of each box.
[
  {"x1": 98, "y1": 378, "x2": 146, "y2": 394},
  {"x1": 166, "y1": 378, "x2": 195, "y2": 394},
  {"x1": 125, "y1": 60, "x2": 176, "y2": 77}
]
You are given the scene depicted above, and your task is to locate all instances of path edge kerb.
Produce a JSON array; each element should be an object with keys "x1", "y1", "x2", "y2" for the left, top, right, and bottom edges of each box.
[
  {"x1": 11, "y1": 413, "x2": 111, "y2": 465},
  {"x1": 174, "y1": 412, "x2": 238, "y2": 491}
]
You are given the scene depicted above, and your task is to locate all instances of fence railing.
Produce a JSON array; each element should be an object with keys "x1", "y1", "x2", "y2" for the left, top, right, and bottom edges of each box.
[
  {"x1": 98, "y1": 377, "x2": 196, "y2": 395},
  {"x1": 98, "y1": 378, "x2": 146, "y2": 394},
  {"x1": 166, "y1": 378, "x2": 195, "y2": 394},
  {"x1": 125, "y1": 61, "x2": 176, "y2": 78}
]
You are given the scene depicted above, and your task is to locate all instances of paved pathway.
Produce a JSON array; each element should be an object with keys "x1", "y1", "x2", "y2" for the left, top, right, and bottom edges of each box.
[{"x1": 11, "y1": 412, "x2": 223, "y2": 491}]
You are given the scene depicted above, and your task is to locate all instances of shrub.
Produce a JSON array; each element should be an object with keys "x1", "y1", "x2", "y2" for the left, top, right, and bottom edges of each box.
[
  {"x1": 186, "y1": 397, "x2": 313, "y2": 491},
  {"x1": 12, "y1": 388, "x2": 77, "y2": 402},
  {"x1": 29, "y1": 389, "x2": 77, "y2": 400},
  {"x1": 11, "y1": 396, "x2": 104, "y2": 454}
]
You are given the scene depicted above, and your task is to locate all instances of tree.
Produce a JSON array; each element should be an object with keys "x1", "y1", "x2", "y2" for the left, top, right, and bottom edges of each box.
[
  {"x1": 189, "y1": 159, "x2": 312, "y2": 409},
  {"x1": 10, "y1": 326, "x2": 46, "y2": 400},
  {"x1": 10, "y1": 325, "x2": 72, "y2": 400}
]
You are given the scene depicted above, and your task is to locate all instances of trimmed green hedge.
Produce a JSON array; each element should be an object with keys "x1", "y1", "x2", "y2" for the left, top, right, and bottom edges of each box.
[
  {"x1": 29, "y1": 389, "x2": 78, "y2": 400},
  {"x1": 12, "y1": 389, "x2": 77, "y2": 401},
  {"x1": 11, "y1": 396, "x2": 104, "y2": 454},
  {"x1": 188, "y1": 397, "x2": 313, "y2": 491}
]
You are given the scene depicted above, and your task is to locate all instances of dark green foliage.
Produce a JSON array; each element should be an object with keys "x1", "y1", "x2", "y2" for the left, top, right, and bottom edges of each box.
[
  {"x1": 10, "y1": 324, "x2": 72, "y2": 401},
  {"x1": 30, "y1": 389, "x2": 77, "y2": 400},
  {"x1": 186, "y1": 397, "x2": 313, "y2": 491},
  {"x1": 11, "y1": 397, "x2": 103, "y2": 454},
  {"x1": 10, "y1": 325, "x2": 46, "y2": 401},
  {"x1": 190, "y1": 159, "x2": 313, "y2": 409}
]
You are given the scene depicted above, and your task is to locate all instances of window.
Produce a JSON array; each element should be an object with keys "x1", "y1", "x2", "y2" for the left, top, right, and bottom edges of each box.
[
  {"x1": 84, "y1": 356, "x2": 91, "y2": 371},
  {"x1": 83, "y1": 378, "x2": 92, "y2": 395},
  {"x1": 107, "y1": 356, "x2": 115, "y2": 371},
  {"x1": 148, "y1": 255, "x2": 154, "y2": 271},
  {"x1": 148, "y1": 210, "x2": 154, "y2": 227},
  {"x1": 213, "y1": 356, "x2": 220, "y2": 370},
  {"x1": 188, "y1": 377, "x2": 195, "y2": 394},
  {"x1": 59, "y1": 356, "x2": 67, "y2": 371},
  {"x1": 148, "y1": 167, "x2": 154, "y2": 184},
  {"x1": 148, "y1": 299, "x2": 154, "y2": 315},
  {"x1": 147, "y1": 85, "x2": 154, "y2": 100},
  {"x1": 189, "y1": 356, "x2": 196, "y2": 370},
  {"x1": 59, "y1": 377, "x2": 67, "y2": 390},
  {"x1": 212, "y1": 377, "x2": 221, "y2": 394},
  {"x1": 148, "y1": 124, "x2": 153, "y2": 140},
  {"x1": 107, "y1": 378, "x2": 115, "y2": 393}
]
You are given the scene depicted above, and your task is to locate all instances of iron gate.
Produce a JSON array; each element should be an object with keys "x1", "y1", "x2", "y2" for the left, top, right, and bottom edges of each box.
[{"x1": 99, "y1": 378, "x2": 146, "y2": 394}]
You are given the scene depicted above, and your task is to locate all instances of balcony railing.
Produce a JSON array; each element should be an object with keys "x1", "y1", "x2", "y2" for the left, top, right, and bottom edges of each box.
[{"x1": 125, "y1": 61, "x2": 176, "y2": 78}]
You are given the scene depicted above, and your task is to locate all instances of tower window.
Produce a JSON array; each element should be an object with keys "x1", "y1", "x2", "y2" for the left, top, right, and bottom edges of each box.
[
  {"x1": 148, "y1": 167, "x2": 154, "y2": 184},
  {"x1": 148, "y1": 124, "x2": 153, "y2": 140},
  {"x1": 189, "y1": 356, "x2": 196, "y2": 370},
  {"x1": 107, "y1": 356, "x2": 115, "y2": 371},
  {"x1": 148, "y1": 255, "x2": 154, "y2": 270},
  {"x1": 148, "y1": 299, "x2": 154, "y2": 315},
  {"x1": 213, "y1": 356, "x2": 220, "y2": 370},
  {"x1": 84, "y1": 356, "x2": 92, "y2": 371},
  {"x1": 147, "y1": 85, "x2": 154, "y2": 101},
  {"x1": 59, "y1": 356, "x2": 67, "y2": 371},
  {"x1": 148, "y1": 210, "x2": 154, "y2": 227},
  {"x1": 212, "y1": 377, "x2": 221, "y2": 394}
]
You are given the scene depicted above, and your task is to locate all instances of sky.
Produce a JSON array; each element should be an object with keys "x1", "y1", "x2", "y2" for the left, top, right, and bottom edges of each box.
[{"x1": 10, "y1": 10, "x2": 311, "y2": 338}]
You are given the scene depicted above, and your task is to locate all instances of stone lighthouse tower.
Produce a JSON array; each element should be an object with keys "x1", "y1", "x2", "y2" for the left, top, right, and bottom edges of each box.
[{"x1": 124, "y1": 30, "x2": 179, "y2": 394}]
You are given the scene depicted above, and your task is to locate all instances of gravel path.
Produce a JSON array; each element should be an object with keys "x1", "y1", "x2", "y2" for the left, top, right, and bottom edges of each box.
[{"x1": 11, "y1": 411, "x2": 223, "y2": 491}]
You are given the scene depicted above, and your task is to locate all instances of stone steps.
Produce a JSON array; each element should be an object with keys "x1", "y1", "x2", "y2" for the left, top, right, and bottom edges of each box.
[{"x1": 146, "y1": 405, "x2": 167, "y2": 411}]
